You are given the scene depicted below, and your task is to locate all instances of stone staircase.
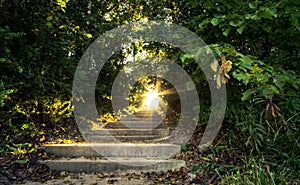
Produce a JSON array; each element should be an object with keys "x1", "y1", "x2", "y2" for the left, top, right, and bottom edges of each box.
[{"x1": 39, "y1": 109, "x2": 185, "y2": 174}]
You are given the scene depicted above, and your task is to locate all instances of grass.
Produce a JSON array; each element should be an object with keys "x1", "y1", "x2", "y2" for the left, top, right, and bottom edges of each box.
[
  {"x1": 220, "y1": 155, "x2": 299, "y2": 185},
  {"x1": 191, "y1": 109, "x2": 300, "y2": 185},
  {"x1": 218, "y1": 124, "x2": 299, "y2": 185}
]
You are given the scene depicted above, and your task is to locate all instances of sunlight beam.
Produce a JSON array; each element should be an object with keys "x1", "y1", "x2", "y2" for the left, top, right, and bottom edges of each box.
[{"x1": 144, "y1": 91, "x2": 159, "y2": 109}]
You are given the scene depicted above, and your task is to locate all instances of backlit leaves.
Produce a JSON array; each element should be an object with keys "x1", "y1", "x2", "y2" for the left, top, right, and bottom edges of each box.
[
  {"x1": 84, "y1": 33, "x2": 93, "y2": 39},
  {"x1": 56, "y1": 0, "x2": 69, "y2": 13}
]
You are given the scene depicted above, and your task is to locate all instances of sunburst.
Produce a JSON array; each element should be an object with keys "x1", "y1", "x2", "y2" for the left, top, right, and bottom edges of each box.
[{"x1": 142, "y1": 78, "x2": 177, "y2": 109}]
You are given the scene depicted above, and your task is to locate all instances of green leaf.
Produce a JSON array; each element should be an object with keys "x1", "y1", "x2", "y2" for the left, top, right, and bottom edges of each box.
[
  {"x1": 211, "y1": 18, "x2": 220, "y2": 26},
  {"x1": 249, "y1": 2, "x2": 257, "y2": 9},
  {"x1": 17, "y1": 159, "x2": 28, "y2": 164},
  {"x1": 242, "y1": 89, "x2": 256, "y2": 101},
  {"x1": 180, "y1": 53, "x2": 192, "y2": 66},
  {"x1": 28, "y1": 147, "x2": 36, "y2": 153},
  {"x1": 229, "y1": 20, "x2": 243, "y2": 27},
  {"x1": 250, "y1": 15, "x2": 259, "y2": 20},
  {"x1": 262, "y1": 25, "x2": 272, "y2": 33},
  {"x1": 290, "y1": 16, "x2": 299, "y2": 27},
  {"x1": 181, "y1": 144, "x2": 191, "y2": 152},
  {"x1": 249, "y1": 124, "x2": 253, "y2": 136},
  {"x1": 45, "y1": 22, "x2": 53, "y2": 28},
  {"x1": 256, "y1": 73, "x2": 270, "y2": 84},
  {"x1": 0, "y1": 58, "x2": 6, "y2": 62},
  {"x1": 257, "y1": 7, "x2": 277, "y2": 20},
  {"x1": 186, "y1": 80, "x2": 196, "y2": 91},
  {"x1": 223, "y1": 27, "x2": 231, "y2": 37},
  {"x1": 232, "y1": 72, "x2": 251, "y2": 84},
  {"x1": 46, "y1": 16, "x2": 53, "y2": 21},
  {"x1": 254, "y1": 124, "x2": 267, "y2": 134},
  {"x1": 237, "y1": 24, "x2": 246, "y2": 34},
  {"x1": 199, "y1": 18, "x2": 211, "y2": 28},
  {"x1": 262, "y1": 85, "x2": 279, "y2": 99},
  {"x1": 17, "y1": 66, "x2": 23, "y2": 73},
  {"x1": 192, "y1": 164, "x2": 202, "y2": 172},
  {"x1": 240, "y1": 56, "x2": 253, "y2": 70}
]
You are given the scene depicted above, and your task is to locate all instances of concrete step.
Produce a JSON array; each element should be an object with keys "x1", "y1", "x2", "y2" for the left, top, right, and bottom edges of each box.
[
  {"x1": 39, "y1": 158, "x2": 186, "y2": 174},
  {"x1": 132, "y1": 109, "x2": 160, "y2": 118},
  {"x1": 88, "y1": 135, "x2": 162, "y2": 142},
  {"x1": 105, "y1": 121, "x2": 174, "y2": 129},
  {"x1": 90, "y1": 128, "x2": 169, "y2": 136},
  {"x1": 39, "y1": 108, "x2": 185, "y2": 174},
  {"x1": 40, "y1": 143, "x2": 181, "y2": 158},
  {"x1": 118, "y1": 109, "x2": 165, "y2": 123},
  {"x1": 82, "y1": 128, "x2": 170, "y2": 142}
]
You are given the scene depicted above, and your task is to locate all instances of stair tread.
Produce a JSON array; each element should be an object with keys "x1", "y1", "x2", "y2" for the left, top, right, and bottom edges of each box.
[
  {"x1": 89, "y1": 135, "x2": 160, "y2": 138},
  {"x1": 42, "y1": 143, "x2": 178, "y2": 146},
  {"x1": 40, "y1": 158, "x2": 182, "y2": 161}
]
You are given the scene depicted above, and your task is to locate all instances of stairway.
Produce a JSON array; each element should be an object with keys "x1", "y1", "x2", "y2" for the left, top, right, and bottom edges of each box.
[{"x1": 39, "y1": 109, "x2": 185, "y2": 174}]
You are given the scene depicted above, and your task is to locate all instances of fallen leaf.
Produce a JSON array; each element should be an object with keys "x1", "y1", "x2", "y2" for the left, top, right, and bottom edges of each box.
[{"x1": 39, "y1": 135, "x2": 45, "y2": 142}]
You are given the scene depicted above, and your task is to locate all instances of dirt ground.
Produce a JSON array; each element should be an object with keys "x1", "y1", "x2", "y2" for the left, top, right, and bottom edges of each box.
[{"x1": 22, "y1": 174, "x2": 156, "y2": 185}]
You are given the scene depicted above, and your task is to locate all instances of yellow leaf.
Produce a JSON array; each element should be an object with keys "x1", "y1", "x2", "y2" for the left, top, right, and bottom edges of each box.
[
  {"x1": 59, "y1": 25, "x2": 64, "y2": 29},
  {"x1": 222, "y1": 74, "x2": 229, "y2": 84},
  {"x1": 216, "y1": 73, "x2": 221, "y2": 89},
  {"x1": 85, "y1": 33, "x2": 93, "y2": 38},
  {"x1": 74, "y1": 26, "x2": 80, "y2": 29},
  {"x1": 220, "y1": 57, "x2": 232, "y2": 85},
  {"x1": 97, "y1": 173, "x2": 103, "y2": 178},
  {"x1": 39, "y1": 135, "x2": 45, "y2": 142},
  {"x1": 63, "y1": 139, "x2": 72, "y2": 144},
  {"x1": 210, "y1": 59, "x2": 219, "y2": 72},
  {"x1": 224, "y1": 60, "x2": 232, "y2": 73}
]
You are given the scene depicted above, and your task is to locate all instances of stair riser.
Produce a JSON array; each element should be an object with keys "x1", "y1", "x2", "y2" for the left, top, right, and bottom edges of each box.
[
  {"x1": 39, "y1": 159, "x2": 186, "y2": 174},
  {"x1": 88, "y1": 135, "x2": 161, "y2": 142},
  {"x1": 105, "y1": 122, "x2": 175, "y2": 129},
  {"x1": 90, "y1": 129, "x2": 169, "y2": 137},
  {"x1": 40, "y1": 144, "x2": 181, "y2": 158}
]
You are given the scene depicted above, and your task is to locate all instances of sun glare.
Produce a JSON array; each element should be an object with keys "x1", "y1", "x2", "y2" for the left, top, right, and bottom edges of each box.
[
  {"x1": 144, "y1": 91, "x2": 160, "y2": 109},
  {"x1": 141, "y1": 78, "x2": 177, "y2": 110}
]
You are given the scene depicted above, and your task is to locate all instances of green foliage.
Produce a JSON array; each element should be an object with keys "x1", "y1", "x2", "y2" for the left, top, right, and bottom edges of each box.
[
  {"x1": 183, "y1": 0, "x2": 299, "y2": 152},
  {"x1": 180, "y1": 1, "x2": 300, "y2": 183},
  {"x1": 181, "y1": 144, "x2": 191, "y2": 153},
  {"x1": 0, "y1": 0, "x2": 185, "y2": 155},
  {"x1": 185, "y1": 0, "x2": 300, "y2": 64},
  {"x1": 0, "y1": 0, "x2": 94, "y2": 154},
  {"x1": 222, "y1": 157, "x2": 276, "y2": 185},
  {"x1": 0, "y1": 82, "x2": 13, "y2": 107}
]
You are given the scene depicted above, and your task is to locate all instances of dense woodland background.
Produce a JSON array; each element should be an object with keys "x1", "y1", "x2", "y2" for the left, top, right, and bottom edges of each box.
[{"x1": 0, "y1": 0, "x2": 299, "y2": 184}]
